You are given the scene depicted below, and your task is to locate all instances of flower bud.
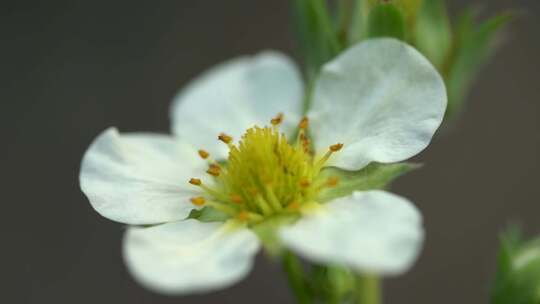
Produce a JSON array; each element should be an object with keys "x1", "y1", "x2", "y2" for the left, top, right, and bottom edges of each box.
[{"x1": 491, "y1": 228, "x2": 540, "y2": 304}]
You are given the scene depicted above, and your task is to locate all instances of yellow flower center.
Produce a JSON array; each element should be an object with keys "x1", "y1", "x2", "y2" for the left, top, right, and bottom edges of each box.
[{"x1": 189, "y1": 114, "x2": 342, "y2": 223}]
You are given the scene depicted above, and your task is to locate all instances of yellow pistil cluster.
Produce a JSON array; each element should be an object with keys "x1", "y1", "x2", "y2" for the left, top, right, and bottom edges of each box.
[{"x1": 189, "y1": 114, "x2": 342, "y2": 224}]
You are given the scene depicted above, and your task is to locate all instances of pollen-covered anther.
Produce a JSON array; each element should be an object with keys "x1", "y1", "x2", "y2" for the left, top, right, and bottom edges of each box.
[
  {"x1": 326, "y1": 176, "x2": 339, "y2": 187},
  {"x1": 189, "y1": 178, "x2": 202, "y2": 186},
  {"x1": 302, "y1": 138, "x2": 311, "y2": 153},
  {"x1": 286, "y1": 201, "x2": 300, "y2": 211},
  {"x1": 206, "y1": 165, "x2": 221, "y2": 177},
  {"x1": 218, "y1": 133, "x2": 233, "y2": 144},
  {"x1": 299, "y1": 178, "x2": 311, "y2": 188},
  {"x1": 198, "y1": 149, "x2": 210, "y2": 159},
  {"x1": 230, "y1": 194, "x2": 243, "y2": 204},
  {"x1": 298, "y1": 117, "x2": 309, "y2": 130},
  {"x1": 237, "y1": 211, "x2": 250, "y2": 221},
  {"x1": 190, "y1": 197, "x2": 206, "y2": 206},
  {"x1": 248, "y1": 187, "x2": 259, "y2": 196},
  {"x1": 329, "y1": 143, "x2": 344, "y2": 152},
  {"x1": 270, "y1": 113, "x2": 284, "y2": 126}
]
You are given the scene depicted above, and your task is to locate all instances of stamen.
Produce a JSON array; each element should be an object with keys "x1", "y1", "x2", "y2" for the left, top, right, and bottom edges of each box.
[
  {"x1": 190, "y1": 123, "x2": 335, "y2": 221},
  {"x1": 296, "y1": 117, "x2": 309, "y2": 150},
  {"x1": 218, "y1": 133, "x2": 233, "y2": 144},
  {"x1": 206, "y1": 164, "x2": 221, "y2": 177},
  {"x1": 326, "y1": 176, "x2": 339, "y2": 187},
  {"x1": 189, "y1": 178, "x2": 202, "y2": 186},
  {"x1": 230, "y1": 194, "x2": 243, "y2": 204},
  {"x1": 198, "y1": 149, "x2": 210, "y2": 159},
  {"x1": 255, "y1": 194, "x2": 273, "y2": 216},
  {"x1": 302, "y1": 138, "x2": 311, "y2": 153},
  {"x1": 316, "y1": 143, "x2": 345, "y2": 169},
  {"x1": 236, "y1": 211, "x2": 264, "y2": 222},
  {"x1": 329, "y1": 143, "x2": 344, "y2": 152},
  {"x1": 299, "y1": 178, "x2": 311, "y2": 188},
  {"x1": 190, "y1": 197, "x2": 206, "y2": 206},
  {"x1": 286, "y1": 201, "x2": 300, "y2": 211},
  {"x1": 264, "y1": 184, "x2": 283, "y2": 211},
  {"x1": 237, "y1": 211, "x2": 250, "y2": 221},
  {"x1": 298, "y1": 117, "x2": 309, "y2": 130},
  {"x1": 270, "y1": 113, "x2": 284, "y2": 126}
]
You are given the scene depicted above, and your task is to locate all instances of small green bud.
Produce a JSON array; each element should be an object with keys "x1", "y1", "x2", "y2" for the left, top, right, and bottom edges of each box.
[
  {"x1": 492, "y1": 227, "x2": 540, "y2": 304},
  {"x1": 367, "y1": 2, "x2": 406, "y2": 40}
]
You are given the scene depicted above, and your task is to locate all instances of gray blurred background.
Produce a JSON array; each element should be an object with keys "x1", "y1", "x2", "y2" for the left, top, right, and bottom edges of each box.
[{"x1": 3, "y1": 0, "x2": 539, "y2": 303}]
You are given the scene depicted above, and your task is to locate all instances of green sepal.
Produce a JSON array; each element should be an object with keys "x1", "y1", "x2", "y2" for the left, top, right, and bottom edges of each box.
[
  {"x1": 318, "y1": 162, "x2": 421, "y2": 202},
  {"x1": 187, "y1": 206, "x2": 230, "y2": 223},
  {"x1": 491, "y1": 226, "x2": 540, "y2": 304},
  {"x1": 252, "y1": 213, "x2": 300, "y2": 256},
  {"x1": 292, "y1": 0, "x2": 342, "y2": 78},
  {"x1": 394, "y1": 0, "x2": 424, "y2": 36},
  {"x1": 312, "y1": 264, "x2": 356, "y2": 303},
  {"x1": 445, "y1": 10, "x2": 513, "y2": 118},
  {"x1": 367, "y1": 2, "x2": 406, "y2": 40},
  {"x1": 414, "y1": 0, "x2": 452, "y2": 68}
]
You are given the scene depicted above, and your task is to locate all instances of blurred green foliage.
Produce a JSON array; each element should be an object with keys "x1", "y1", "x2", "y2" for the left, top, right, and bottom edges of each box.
[
  {"x1": 292, "y1": 0, "x2": 512, "y2": 121},
  {"x1": 492, "y1": 227, "x2": 540, "y2": 304}
]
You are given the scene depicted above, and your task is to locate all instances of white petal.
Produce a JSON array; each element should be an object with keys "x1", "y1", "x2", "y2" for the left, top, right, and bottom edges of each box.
[
  {"x1": 280, "y1": 190, "x2": 424, "y2": 276},
  {"x1": 171, "y1": 51, "x2": 304, "y2": 159},
  {"x1": 80, "y1": 127, "x2": 205, "y2": 225},
  {"x1": 309, "y1": 38, "x2": 447, "y2": 170},
  {"x1": 123, "y1": 220, "x2": 260, "y2": 295}
]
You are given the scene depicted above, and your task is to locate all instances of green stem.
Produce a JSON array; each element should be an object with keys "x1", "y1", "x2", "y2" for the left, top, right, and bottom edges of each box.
[
  {"x1": 282, "y1": 251, "x2": 313, "y2": 304},
  {"x1": 355, "y1": 275, "x2": 381, "y2": 304}
]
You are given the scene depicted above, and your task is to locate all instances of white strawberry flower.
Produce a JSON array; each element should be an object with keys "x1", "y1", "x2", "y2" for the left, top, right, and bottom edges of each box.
[{"x1": 80, "y1": 38, "x2": 446, "y2": 295}]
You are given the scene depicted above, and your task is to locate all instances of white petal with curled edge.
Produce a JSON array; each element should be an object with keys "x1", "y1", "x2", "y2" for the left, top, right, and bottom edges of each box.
[
  {"x1": 280, "y1": 190, "x2": 424, "y2": 276},
  {"x1": 309, "y1": 38, "x2": 447, "y2": 170},
  {"x1": 171, "y1": 51, "x2": 304, "y2": 159},
  {"x1": 123, "y1": 220, "x2": 260, "y2": 295},
  {"x1": 80, "y1": 127, "x2": 205, "y2": 225}
]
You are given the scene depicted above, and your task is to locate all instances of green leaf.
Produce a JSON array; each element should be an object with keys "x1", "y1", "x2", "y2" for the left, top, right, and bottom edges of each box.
[
  {"x1": 367, "y1": 3, "x2": 406, "y2": 40},
  {"x1": 445, "y1": 10, "x2": 512, "y2": 118},
  {"x1": 318, "y1": 162, "x2": 420, "y2": 202},
  {"x1": 414, "y1": 0, "x2": 452, "y2": 68}
]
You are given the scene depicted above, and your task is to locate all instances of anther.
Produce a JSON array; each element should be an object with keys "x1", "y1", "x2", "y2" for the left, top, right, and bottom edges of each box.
[
  {"x1": 326, "y1": 176, "x2": 339, "y2": 187},
  {"x1": 207, "y1": 164, "x2": 220, "y2": 177},
  {"x1": 315, "y1": 143, "x2": 344, "y2": 170},
  {"x1": 286, "y1": 201, "x2": 300, "y2": 211},
  {"x1": 248, "y1": 187, "x2": 259, "y2": 196},
  {"x1": 329, "y1": 143, "x2": 344, "y2": 152},
  {"x1": 298, "y1": 117, "x2": 309, "y2": 130},
  {"x1": 189, "y1": 178, "x2": 202, "y2": 186},
  {"x1": 230, "y1": 194, "x2": 243, "y2": 204},
  {"x1": 271, "y1": 113, "x2": 284, "y2": 126},
  {"x1": 237, "y1": 211, "x2": 250, "y2": 221},
  {"x1": 218, "y1": 133, "x2": 233, "y2": 144},
  {"x1": 198, "y1": 149, "x2": 210, "y2": 159},
  {"x1": 190, "y1": 197, "x2": 206, "y2": 206},
  {"x1": 299, "y1": 178, "x2": 311, "y2": 188},
  {"x1": 302, "y1": 138, "x2": 311, "y2": 153}
]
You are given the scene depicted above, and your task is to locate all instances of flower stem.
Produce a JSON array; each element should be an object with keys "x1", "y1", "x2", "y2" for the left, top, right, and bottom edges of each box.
[
  {"x1": 355, "y1": 275, "x2": 381, "y2": 304},
  {"x1": 282, "y1": 251, "x2": 313, "y2": 304}
]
